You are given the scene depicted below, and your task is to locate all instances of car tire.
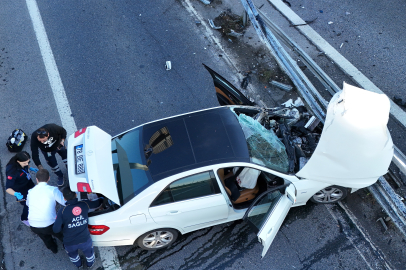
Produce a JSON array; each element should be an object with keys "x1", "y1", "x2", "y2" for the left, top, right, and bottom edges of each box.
[
  {"x1": 136, "y1": 228, "x2": 178, "y2": 250},
  {"x1": 310, "y1": 185, "x2": 348, "y2": 204}
]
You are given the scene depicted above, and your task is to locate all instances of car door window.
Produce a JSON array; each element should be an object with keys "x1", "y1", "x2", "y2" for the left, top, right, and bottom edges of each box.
[
  {"x1": 203, "y1": 64, "x2": 255, "y2": 106},
  {"x1": 151, "y1": 171, "x2": 221, "y2": 207},
  {"x1": 245, "y1": 190, "x2": 282, "y2": 231},
  {"x1": 243, "y1": 184, "x2": 296, "y2": 257}
]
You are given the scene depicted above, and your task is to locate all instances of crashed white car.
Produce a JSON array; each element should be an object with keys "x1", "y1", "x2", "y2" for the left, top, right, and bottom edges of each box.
[{"x1": 67, "y1": 66, "x2": 393, "y2": 257}]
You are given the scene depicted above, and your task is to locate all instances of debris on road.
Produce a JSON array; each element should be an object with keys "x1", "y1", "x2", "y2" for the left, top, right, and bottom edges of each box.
[
  {"x1": 199, "y1": 0, "x2": 212, "y2": 5},
  {"x1": 328, "y1": 21, "x2": 334, "y2": 24},
  {"x1": 208, "y1": 19, "x2": 221, "y2": 30},
  {"x1": 241, "y1": 0, "x2": 327, "y2": 120},
  {"x1": 241, "y1": 73, "x2": 251, "y2": 89},
  {"x1": 227, "y1": 29, "x2": 243, "y2": 37},
  {"x1": 281, "y1": 97, "x2": 304, "y2": 108},
  {"x1": 376, "y1": 217, "x2": 388, "y2": 233},
  {"x1": 165, "y1": 61, "x2": 171, "y2": 70},
  {"x1": 270, "y1": 80, "x2": 293, "y2": 91},
  {"x1": 304, "y1": 116, "x2": 320, "y2": 132},
  {"x1": 213, "y1": 11, "x2": 245, "y2": 38}
]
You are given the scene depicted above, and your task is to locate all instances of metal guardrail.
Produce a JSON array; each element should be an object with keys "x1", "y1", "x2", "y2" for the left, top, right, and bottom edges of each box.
[
  {"x1": 368, "y1": 179, "x2": 406, "y2": 236},
  {"x1": 241, "y1": 0, "x2": 406, "y2": 237},
  {"x1": 393, "y1": 146, "x2": 406, "y2": 177},
  {"x1": 256, "y1": 7, "x2": 341, "y2": 96},
  {"x1": 240, "y1": 0, "x2": 326, "y2": 123}
]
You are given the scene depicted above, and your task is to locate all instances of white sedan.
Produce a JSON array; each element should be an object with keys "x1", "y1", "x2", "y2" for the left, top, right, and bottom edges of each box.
[{"x1": 67, "y1": 66, "x2": 393, "y2": 257}]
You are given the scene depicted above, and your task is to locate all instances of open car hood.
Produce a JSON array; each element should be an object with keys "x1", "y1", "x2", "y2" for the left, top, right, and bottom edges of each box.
[
  {"x1": 68, "y1": 126, "x2": 121, "y2": 205},
  {"x1": 296, "y1": 83, "x2": 393, "y2": 188}
]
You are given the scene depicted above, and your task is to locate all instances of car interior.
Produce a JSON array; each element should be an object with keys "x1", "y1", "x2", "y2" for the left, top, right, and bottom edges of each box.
[
  {"x1": 217, "y1": 167, "x2": 284, "y2": 210},
  {"x1": 83, "y1": 192, "x2": 120, "y2": 217}
]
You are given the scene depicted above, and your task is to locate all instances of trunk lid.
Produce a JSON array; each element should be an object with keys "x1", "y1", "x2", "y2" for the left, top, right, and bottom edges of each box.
[{"x1": 67, "y1": 126, "x2": 121, "y2": 205}]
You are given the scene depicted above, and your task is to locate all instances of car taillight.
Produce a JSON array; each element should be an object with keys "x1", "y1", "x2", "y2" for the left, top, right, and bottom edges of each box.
[
  {"x1": 88, "y1": 225, "x2": 110, "y2": 235},
  {"x1": 74, "y1": 127, "x2": 87, "y2": 138},
  {"x1": 77, "y1": 182, "x2": 92, "y2": 193}
]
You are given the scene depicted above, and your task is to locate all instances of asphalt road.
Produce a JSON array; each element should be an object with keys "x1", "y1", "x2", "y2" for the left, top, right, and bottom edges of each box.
[
  {"x1": 279, "y1": 0, "x2": 406, "y2": 154},
  {"x1": 0, "y1": 0, "x2": 405, "y2": 269},
  {"x1": 287, "y1": 0, "x2": 406, "y2": 100},
  {"x1": 115, "y1": 202, "x2": 389, "y2": 269},
  {"x1": 34, "y1": 0, "x2": 224, "y2": 134}
]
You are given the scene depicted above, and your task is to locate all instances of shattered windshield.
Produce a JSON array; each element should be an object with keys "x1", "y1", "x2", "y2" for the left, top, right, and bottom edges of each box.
[{"x1": 235, "y1": 112, "x2": 289, "y2": 173}]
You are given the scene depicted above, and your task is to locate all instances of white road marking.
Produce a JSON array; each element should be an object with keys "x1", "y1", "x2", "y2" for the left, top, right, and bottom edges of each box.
[
  {"x1": 325, "y1": 204, "x2": 389, "y2": 270},
  {"x1": 26, "y1": 0, "x2": 76, "y2": 135},
  {"x1": 99, "y1": 246, "x2": 122, "y2": 270},
  {"x1": 338, "y1": 202, "x2": 392, "y2": 269},
  {"x1": 268, "y1": 0, "x2": 406, "y2": 127},
  {"x1": 25, "y1": 0, "x2": 122, "y2": 269}
]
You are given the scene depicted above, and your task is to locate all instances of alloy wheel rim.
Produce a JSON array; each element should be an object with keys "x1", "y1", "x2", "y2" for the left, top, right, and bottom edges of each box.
[
  {"x1": 313, "y1": 187, "x2": 343, "y2": 203},
  {"x1": 143, "y1": 230, "x2": 174, "y2": 248}
]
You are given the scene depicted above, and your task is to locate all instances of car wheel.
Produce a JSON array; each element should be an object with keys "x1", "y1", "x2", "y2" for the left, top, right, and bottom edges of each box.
[
  {"x1": 136, "y1": 228, "x2": 178, "y2": 250},
  {"x1": 310, "y1": 185, "x2": 348, "y2": 204}
]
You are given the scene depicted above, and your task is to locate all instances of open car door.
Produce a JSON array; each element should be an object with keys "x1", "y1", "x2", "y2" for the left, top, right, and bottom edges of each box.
[
  {"x1": 243, "y1": 184, "x2": 296, "y2": 258},
  {"x1": 203, "y1": 64, "x2": 255, "y2": 106}
]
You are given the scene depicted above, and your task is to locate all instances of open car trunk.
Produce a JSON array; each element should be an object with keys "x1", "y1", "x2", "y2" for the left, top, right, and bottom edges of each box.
[{"x1": 67, "y1": 126, "x2": 121, "y2": 206}]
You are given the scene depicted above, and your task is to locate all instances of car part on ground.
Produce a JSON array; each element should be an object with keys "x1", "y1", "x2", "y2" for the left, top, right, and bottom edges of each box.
[
  {"x1": 136, "y1": 228, "x2": 179, "y2": 250},
  {"x1": 310, "y1": 185, "x2": 348, "y2": 204}
]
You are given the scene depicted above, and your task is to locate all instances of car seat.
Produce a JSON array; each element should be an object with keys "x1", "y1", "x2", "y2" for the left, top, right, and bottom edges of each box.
[{"x1": 217, "y1": 168, "x2": 260, "y2": 204}]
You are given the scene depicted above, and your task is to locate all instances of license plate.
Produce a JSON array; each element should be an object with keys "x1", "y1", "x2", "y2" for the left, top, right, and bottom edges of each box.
[{"x1": 75, "y1": 144, "x2": 85, "y2": 174}]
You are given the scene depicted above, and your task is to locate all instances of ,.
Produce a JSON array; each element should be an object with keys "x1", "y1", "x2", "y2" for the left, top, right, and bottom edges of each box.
[{"x1": 67, "y1": 65, "x2": 393, "y2": 258}]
